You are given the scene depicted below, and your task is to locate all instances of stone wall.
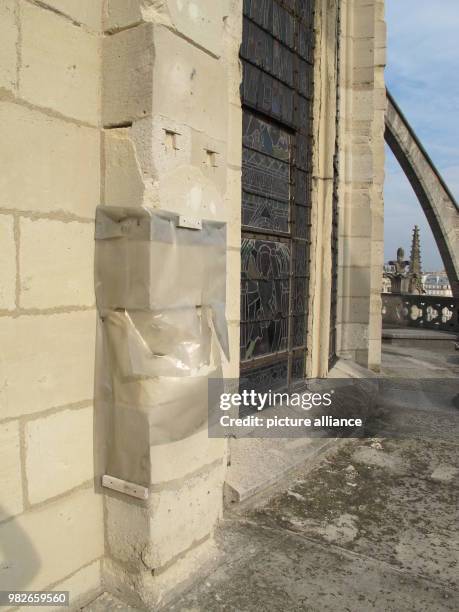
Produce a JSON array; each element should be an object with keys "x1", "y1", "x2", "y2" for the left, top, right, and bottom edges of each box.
[
  {"x1": 336, "y1": 0, "x2": 386, "y2": 370},
  {"x1": 0, "y1": 0, "x2": 386, "y2": 608},
  {"x1": 0, "y1": 1, "x2": 104, "y2": 608},
  {"x1": 99, "y1": 1, "x2": 242, "y2": 608}
]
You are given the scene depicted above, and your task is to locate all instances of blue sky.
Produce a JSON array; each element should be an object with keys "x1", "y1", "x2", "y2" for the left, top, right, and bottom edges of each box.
[{"x1": 384, "y1": 0, "x2": 459, "y2": 270}]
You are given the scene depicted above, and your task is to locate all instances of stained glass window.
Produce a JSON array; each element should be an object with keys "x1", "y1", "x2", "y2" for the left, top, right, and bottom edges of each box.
[{"x1": 240, "y1": 0, "x2": 315, "y2": 389}]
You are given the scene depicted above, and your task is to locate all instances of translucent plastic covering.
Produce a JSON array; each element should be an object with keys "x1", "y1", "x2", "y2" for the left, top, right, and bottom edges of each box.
[{"x1": 94, "y1": 206, "x2": 227, "y2": 487}]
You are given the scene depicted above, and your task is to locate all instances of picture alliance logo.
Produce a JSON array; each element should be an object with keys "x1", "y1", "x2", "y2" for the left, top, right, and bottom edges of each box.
[{"x1": 219, "y1": 389, "x2": 334, "y2": 412}]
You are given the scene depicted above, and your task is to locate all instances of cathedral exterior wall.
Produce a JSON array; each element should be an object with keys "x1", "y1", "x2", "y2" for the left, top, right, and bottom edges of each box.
[{"x1": 0, "y1": 0, "x2": 386, "y2": 607}]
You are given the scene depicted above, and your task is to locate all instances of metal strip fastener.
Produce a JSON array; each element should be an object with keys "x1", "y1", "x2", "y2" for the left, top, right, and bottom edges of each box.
[
  {"x1": 102, "y1": 474, "x2": 149, "y2": 500},
  {"x1": 177, "y1": 215, "x2": 202, "y2": 230}
]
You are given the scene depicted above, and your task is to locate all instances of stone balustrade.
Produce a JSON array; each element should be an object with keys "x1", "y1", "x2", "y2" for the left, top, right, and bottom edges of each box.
[{"x1": 382, "y1": 293, "x2": 459, "y2": 332}]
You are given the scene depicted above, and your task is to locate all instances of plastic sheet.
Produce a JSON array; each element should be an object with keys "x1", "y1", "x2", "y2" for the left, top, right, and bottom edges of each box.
[{"x1": 94, "y1": 206, "x2": 228, "y2": 487}]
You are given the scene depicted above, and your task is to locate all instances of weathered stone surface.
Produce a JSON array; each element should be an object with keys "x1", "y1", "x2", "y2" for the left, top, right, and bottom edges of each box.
[
  {"x1": 19, "y1": 218, "x2": 94, "y2": 309},
  {"x1": 147, "y1": 464, "x2": 224, "y2": 568},
  {"x1": 0, "y1": 215, "x2": 16, "y2": 311},
  {"x1": 0, "y1": 421, "x2": 23, "y2": 522},
  {"x1": 41, "y1": 0, "x2": 102, "y2": 31},
  {"x1": 104, "y1": 0, "x2": 225, "y2": 57},
  {"x1": 0, "y1": 0, "x2": 17, "y2": 93},
  {"x1": 14, "y1": 561, "x2": 102, "y2": 612},
  {"x1": 102, "y1": 24, "x2": 154, "y2": 126},
  {"x1": 153, "y1": 27, "x2": 227, "y2": 140},
  {"x1": 103, "y1": 0, "x2": 142, "y2": 32},
  {"x1": 0, "y1": 103, "x2": 100, "y2": 217},
  {"x1": 0, "y1": 488, "x2": 103, "y2": 591},
  {"x1": 103, "y1": 128, "x2": 145, "y2": 207},
  {"x1": 150, "y1": 431, "x2": 226, "y2": 484},
  {"x1": 104, "y1": 495, "x2": 149, "y2": 569},
  {"x1": 105, "y1": 464, "x2": 224, "y2": 574},
  {"x1": 102, "y1": 537, "x2": 218, "y2": 610},
  {"x1": 25, "y1": 406, "x2": 94, "y2": 504},
  {"x1": 0, "y1": 311, "x2": 96, "y2": 419},
  {"x1": 19, "y1": 2, "x2": 100, "y2": 124},
  {"x1": 53, "y1": 560, "x2": 101, "y2": 610}
]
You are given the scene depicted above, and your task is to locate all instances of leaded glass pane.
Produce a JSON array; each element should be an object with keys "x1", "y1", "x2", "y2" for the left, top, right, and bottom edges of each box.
[
  {"x1": 243, "y1": 113, "x2": 290, "y2": 161},
  {"x1": 295, "y1": 169, "x2": 311, "y2": 205},
  {"x1": 292, "y1": 204, "x2": 310, "y2": 238},
  {"x1": 240, "y1": 359, "x2": 288, "y2": 396},
  {"x1": 242, "y1": 192, "x2": 289, "y2": 232},
  {"x1": 240, "y1": 0, "x2": 314, "y2": 388},
  {"x1": 242, "y1": 149, "x2": 290, "y2": 201},
  {"x1": 242, "y1": 63, "x2": 294, "y2": 124},
  {"x1": 291, "y1": 354, "x2": 305, "y2": 380},
  {"x1": 292, "y1": 315, "x2": 307, "y2": 348},
  {"x1": 241, "y1": 238, "x2": 290, "y2": 360},
  {"x1": 272, "y1": 2, "x2": 295, "y2": 48},
  {"x1": 293, "y1": 241, "x2": 308, "y2": 276}
]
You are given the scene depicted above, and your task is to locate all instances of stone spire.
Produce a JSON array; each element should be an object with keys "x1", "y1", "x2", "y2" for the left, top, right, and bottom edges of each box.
[
  {"x1": 407, "y1": 225, "x2": 424, "y2": 294},
  {"x1": 409, "y1": 225, "x2": 422, "y2": 275}
]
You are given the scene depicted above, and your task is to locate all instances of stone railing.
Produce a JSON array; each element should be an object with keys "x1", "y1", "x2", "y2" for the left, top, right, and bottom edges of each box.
[{"x1": 381, "y1": 293, "x2": 459, "y2": 332}]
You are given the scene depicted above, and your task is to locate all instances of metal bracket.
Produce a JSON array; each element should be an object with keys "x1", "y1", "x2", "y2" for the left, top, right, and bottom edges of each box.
[
  {"x1": 102, "y1": 474, "x2": 149, "y2": 500},
  {"x1": 177, "y1": 215, "x2": 202, "y2": 230}
]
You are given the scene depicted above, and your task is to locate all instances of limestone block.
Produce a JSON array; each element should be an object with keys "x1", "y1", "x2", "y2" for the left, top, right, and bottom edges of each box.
[
  {"x1": 351, "y1": 89, "x2": 375, "y2": 121},
  {"x1": 148, "y1": 115, "x2": 192, "y2": 177},
  {"x1": 227, "y1": 103, "x2": 243, "y2": 167},
  {"x1": 374, "y1": 86, "x2": 387, "y2": 111},
  {"x1": 375, "y1": 18, "x2": 387, "y2": 47},
  {"x1": 351, "y1": 144, "x2": 374, "y2": 183},
  {"x1": 157, "y1": 165, "x2": 224, "y2": 219},
  {"x1": 191, "y1": 131, "x2": 227, "y2": 194},
  {"x1": 0, "y1": 488, "x2": 103, "y2": 591},
  {"x1": 0, "y1": 422, "x2": 23, "y2": 522},
  {"x1": 0, "y1": 0, "x2": 17, "y2": 93},
  {"x1": 352, "y1": 65, "x2": 375, "y2": 86},
  {"x1": 25, "y1": 406, "x2": 94, "y2": 504},
  {"x1": 153, "y1": 27, "x2": 227, "y2": 140},
  {"x1": 19, "y1": 2, "x2": 100, "y2": 125},
  {"x1": 0, "y1": 103, "x2": 100, "y2": 217},
  {"x1": 222, "y1": 322, "x2": 240, "y2": 379},
  {"x1": 102, "y1": 537, "x2": 218, "y2": 610},
  {"x1": 337, "y1": 297, "x2": 370, "y2": 325},
  {"x1": 40, "y1": 1, "x2": 102, "y2": 31},
  {"x1": 353, "y1": 39, "x2": 374, "y2": 69},
  {"x1": 104, "y1": 495, "x2": 150, "y2": 569},
  {"x1": 16, "y1": 560, "x2": 102, "y2": 612},
  {"x1": 57, "y1": 560, "x2": 101, "y2": 609},
  {"x1": 370, "y1": 263, "x2": 384, "y2": 292},
  {"x1": 103, "y1": 0, "x2": 143, "y2": 32},
  {"x1": 352, "y1": 5, "x2": 375, "y2": 39},
  {"x1": 104, "y1": 1, "x2": 224, "y2": 57},
  {"x1": 225, "y1": 167, "x2": 242, "y2": 249},
  {"x1": 0, "y1": 215, "x2": 16, "y2": 311},
  {"x1": 226, "y1": 248, "x2": 241, "y2": 321},
  {"x1": 147, "y1": 463, "x2": 224, "y2": 568},
  {"x1": 102, "y1": 24, "x2": 154, "y2": 126},
  {"x1": 150, "y1": 430, "x2": 226, "y2": 484},
  {"x1": 223, "y1": 0, "x2": 243, "y2": 43},
  {"x1": 366, "y1": 340, "x2": 381, "y2": 372},
  {"x1": 103, "y1": 128, "x2": 145, "y2": 207},
  {"x1": 338, "y1": 267, "x2": 371, "y2": 299},
  {"x1": 340, "y1": 323, "x2": 369, "y2": 351},
  {"x1": 19, "y1": 218, "x2": 94, "y2": 309},
  {"x1": 374, "y1": 44, "x2": 386, "y2": 68},
  {"x1": 340, "y1": 237, "x2": 372, "y2": 268},
  {"x1": 0, "y1": 311, "x2": 96, "y2": 420},
  {"x1": 347, "y1": 204, "x2": 372, "y2": 237},
  {"x1": 162, "y1": 0, "x2": 224, "y2": 58}
]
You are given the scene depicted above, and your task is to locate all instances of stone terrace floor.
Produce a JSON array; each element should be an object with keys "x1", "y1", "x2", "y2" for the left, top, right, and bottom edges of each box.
[{"x1": 85, "y1": 344, "x2": 459, "y2": 612}]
